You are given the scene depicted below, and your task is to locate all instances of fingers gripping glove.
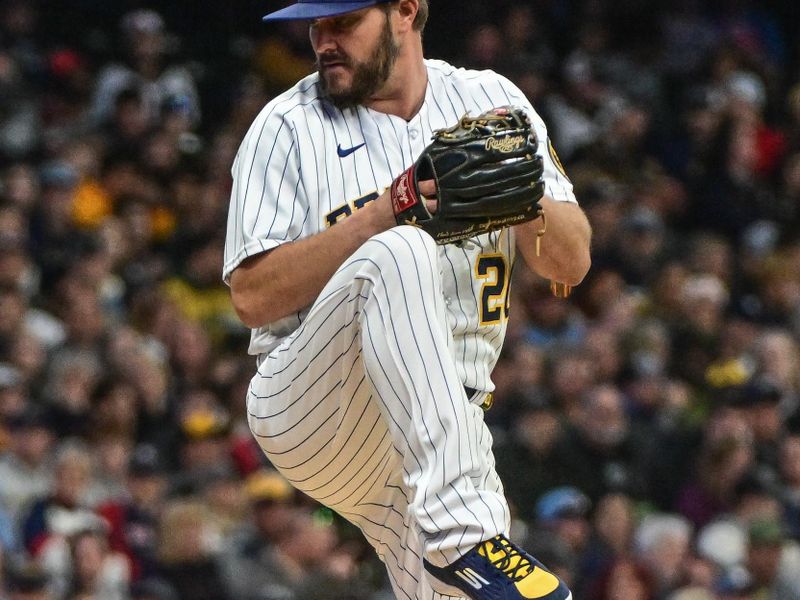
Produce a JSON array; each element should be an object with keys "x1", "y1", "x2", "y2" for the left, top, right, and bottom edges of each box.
[{"x1": 390, "y1": 106, "x2": 545, "y2": 245}]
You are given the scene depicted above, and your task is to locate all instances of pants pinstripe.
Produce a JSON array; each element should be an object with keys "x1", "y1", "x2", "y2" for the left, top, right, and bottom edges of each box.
[{"x1": 247, "y1": 226, "x2": 510, "y2": 599}]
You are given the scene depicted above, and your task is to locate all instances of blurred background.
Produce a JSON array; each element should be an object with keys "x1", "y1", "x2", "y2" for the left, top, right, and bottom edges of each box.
[{"x1": 0, "y1": 0, "x2": 800, "y2": 599}]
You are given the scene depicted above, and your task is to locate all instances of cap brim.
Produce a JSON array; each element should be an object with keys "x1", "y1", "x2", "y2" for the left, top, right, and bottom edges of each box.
[{"x1": 263, "y1": 1, "x2": 378, "y2": 21}]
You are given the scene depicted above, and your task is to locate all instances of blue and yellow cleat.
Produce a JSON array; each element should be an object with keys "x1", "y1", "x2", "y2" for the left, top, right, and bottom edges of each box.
[{"x1": 424, "y1": 534, "x2": 572, "y2": 600}]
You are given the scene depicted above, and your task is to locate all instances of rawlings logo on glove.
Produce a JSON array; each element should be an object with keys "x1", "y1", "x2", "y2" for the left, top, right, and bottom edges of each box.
[
  {"x1": 485, "y1": 134, "x2": 528, "y2": 153},
  {"x1": 389, "y1": 106, "x2": 545, "y2": 244}
]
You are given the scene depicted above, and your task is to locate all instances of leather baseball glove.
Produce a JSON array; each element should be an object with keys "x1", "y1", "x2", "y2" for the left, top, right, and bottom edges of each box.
[{"x1": 390, "y1": 106, "x2": 544, "y2": 244}]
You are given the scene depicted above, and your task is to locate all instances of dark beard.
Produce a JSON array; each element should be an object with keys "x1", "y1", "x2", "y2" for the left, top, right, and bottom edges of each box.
[{"x1": 317, "y1": 14, "x2": 400, "y2": 110}]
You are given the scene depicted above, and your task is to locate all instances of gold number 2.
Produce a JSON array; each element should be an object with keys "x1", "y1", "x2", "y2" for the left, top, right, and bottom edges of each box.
[{"x1": 475, "y1": 254, "x2": 509, "y2": 325}]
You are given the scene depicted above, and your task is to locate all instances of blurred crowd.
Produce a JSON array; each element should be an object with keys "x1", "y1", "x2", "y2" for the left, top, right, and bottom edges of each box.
[{"x1": 0, "y1": 1, "x2": 799, "y2": 599}]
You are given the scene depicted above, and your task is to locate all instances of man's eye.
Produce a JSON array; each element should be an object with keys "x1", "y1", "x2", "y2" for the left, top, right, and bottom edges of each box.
[
  {"x1": 335, "y1": 15, "x2": 360, "y2": 30},
  {"x1": 309, "y1": 12, "x2": 361, "y2": 35}
]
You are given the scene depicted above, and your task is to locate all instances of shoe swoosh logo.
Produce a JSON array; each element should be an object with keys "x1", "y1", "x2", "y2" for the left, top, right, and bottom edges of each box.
[{"x1": 337, "y1": 143, "x2": 366, "y2": 158}]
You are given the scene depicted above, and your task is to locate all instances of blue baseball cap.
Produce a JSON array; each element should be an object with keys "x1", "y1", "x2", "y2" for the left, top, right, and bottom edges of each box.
[
  {"x1": 535, "y1": 487, "x2": 591, "y2": 522},
  {"x1": 263, "y1": 0, "x2": 392, "y2": 21}
]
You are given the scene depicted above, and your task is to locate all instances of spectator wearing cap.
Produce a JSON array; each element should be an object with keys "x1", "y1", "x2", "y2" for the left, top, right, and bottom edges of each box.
[
  {"x1": 219, "y1": 469, "x2": 298, "y2": 600},
  {"x1": 27, "y1": 160, "x2": 83, "y2": 279},
  {"x1": 737, "y1": 376, "x2": 786, "y2": 471},
  {"x1": 101, "y1": 87, "x2": 150, "y2": 162},
  {"x1": 535, "y1": 487, "x2": 592, "y2": 556},
  {"x1": 0, "y1": 406, "x2": 53, "y2": 524},
  {"x1": 243, "y1": 470, "x2": 296, "y2": 540},
  {"x1": 97, "y1": 444, "x2": 168, "y2": 581},
  {"x1": 173, "y1": 391, "x2": 236, "y2": 493},
  {"x1": 608, "y1": 206, "x2": 668, "y2": 289},
  {"x1": 244, "y1": 475, "x2": 370, "y2": 598},
  {"x1": 40, "y1": 48, "x2": 95, "y2": 157},
  {"x1": 521, "y1": 486, "x2": 592, "y2": 591},
  {"x1": 91, "y1": 9, "x2": 200, "y2": 129},
  {"x1": 746, "y1": 518, "x2": 800, "y2": 599}
]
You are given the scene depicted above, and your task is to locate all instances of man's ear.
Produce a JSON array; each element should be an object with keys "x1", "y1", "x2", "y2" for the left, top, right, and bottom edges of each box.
[{"x1": 395, "y1": 0, "x2": 419, "y2": 33}]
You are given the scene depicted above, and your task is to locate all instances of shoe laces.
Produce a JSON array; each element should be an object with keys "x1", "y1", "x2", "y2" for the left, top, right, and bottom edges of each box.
[{"x1": 478, "y1": 536, "x2": 532, "y2": 582}]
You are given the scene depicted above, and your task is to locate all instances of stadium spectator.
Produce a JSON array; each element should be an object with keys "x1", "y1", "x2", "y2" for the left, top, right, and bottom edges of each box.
[{"x1": 91, "y1": 10, "x2": 200, "y2": 129}]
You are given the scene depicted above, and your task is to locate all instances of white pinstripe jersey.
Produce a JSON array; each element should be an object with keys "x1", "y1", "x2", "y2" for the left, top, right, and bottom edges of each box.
[{"x1": 224, "y1": 59, "x2": 576, "y2": 393}]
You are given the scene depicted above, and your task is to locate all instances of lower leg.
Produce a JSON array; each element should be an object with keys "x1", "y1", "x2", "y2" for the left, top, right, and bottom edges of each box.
[{"x1": 352, "y1": 227, "x2": 509, "y2": 567}]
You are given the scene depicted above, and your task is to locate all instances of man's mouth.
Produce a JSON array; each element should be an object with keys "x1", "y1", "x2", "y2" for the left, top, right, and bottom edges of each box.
[{"x1": 319, "y1": 55, "x2": 349, "y2": 70}]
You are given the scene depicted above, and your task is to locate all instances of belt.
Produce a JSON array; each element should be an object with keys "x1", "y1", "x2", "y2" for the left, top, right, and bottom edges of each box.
[{"x1": 465, "y1": 386, "x2": 494, "y2": 411}]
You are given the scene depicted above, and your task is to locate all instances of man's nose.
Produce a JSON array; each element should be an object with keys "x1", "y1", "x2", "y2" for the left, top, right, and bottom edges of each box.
[{"x1": 311, "y1": 24, "x2": 338, "y2": 55}]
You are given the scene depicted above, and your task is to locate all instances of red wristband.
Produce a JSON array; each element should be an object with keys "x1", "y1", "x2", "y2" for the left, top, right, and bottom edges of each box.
[{"x1": 390, "y1": 165, "x2": 421, "y2": 217}]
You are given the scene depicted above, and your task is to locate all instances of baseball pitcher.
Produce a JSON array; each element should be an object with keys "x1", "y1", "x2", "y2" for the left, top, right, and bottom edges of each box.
[{"x1": 224, "y1": 1, "x2": 591, "y2": 598}]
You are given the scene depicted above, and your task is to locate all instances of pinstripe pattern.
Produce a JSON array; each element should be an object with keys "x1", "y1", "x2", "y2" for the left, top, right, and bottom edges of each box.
[
  {"x1": 247, "y1": 227, "x2": 506, "y2": 598},
  {"x1": 224, "y1": 60, "x2": 577, "y2": 599}
]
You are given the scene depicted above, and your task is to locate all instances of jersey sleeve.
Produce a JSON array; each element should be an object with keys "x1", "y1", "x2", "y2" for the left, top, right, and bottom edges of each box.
[
  {"x1": 496, "y1": 76, "x2": 577, "y2": 204},
  {"x1": 223, "y1": 109, "x2": 307, "y2": 284}
]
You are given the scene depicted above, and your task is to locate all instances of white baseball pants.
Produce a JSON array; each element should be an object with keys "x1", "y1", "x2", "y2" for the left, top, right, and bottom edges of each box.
[{"x1": 247, "y1": 226, "x2": 510, "y2": 599}]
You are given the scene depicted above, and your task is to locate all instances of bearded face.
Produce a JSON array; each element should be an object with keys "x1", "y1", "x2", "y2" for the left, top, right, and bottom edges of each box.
[{"x1": 315, "y1": 9, "x2": 400, "y2": 110}]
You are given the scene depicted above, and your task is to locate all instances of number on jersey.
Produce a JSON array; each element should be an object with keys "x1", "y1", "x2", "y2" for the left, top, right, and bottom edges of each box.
[
  {"x1": 325, "y1": 191, "x2": 380, "y2": 227},
  {"x1": 476, "y1": 254, "x2": 509, "y2": 325}
]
